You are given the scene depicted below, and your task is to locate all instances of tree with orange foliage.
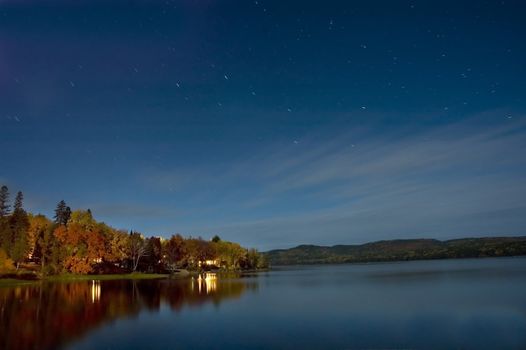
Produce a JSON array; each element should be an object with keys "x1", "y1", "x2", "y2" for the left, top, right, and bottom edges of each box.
[
  {"x1": 106, "y1": 228, "x2": 130, "y2": 265},
  {"x1": 54, "y1": 210, "x2": 108, "y2": 274}
]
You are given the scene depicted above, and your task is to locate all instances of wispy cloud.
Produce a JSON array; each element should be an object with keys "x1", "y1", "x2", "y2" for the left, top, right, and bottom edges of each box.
[{"x1": 138, "y1": 114, "x2": 526, "y2": 249}]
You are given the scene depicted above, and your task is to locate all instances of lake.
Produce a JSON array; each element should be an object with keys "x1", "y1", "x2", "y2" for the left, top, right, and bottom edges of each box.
[{"x1": 1, "y1": 257, "x2": 526, "y2": 349}]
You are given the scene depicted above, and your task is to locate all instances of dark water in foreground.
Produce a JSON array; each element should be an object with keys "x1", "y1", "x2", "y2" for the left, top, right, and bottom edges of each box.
[{"x1": 1, "y1": 257, "x2": 526, "y2": 349}]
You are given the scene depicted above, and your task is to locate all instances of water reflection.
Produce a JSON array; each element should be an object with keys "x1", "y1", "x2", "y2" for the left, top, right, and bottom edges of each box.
[
  {"x1": 194, "y1": 272, "x2": 217, "y2": 294},
  {"x1": 0, "y1": 276, "x2": 258, "y2": 350},
  {"x1": 90, "y1": 280, "x2": 101, "y2": 303},
  {"x1": 3, "y1": 259, "x2": 524, "y2": 350}
]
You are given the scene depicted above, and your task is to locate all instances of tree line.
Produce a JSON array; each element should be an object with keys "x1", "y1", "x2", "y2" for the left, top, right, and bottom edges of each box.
[
  {"x1": 265, "y1": 238, "x2": 526, "y2": 265},
  {"x1": 0, "y1": 185, "x2": 268, "y2": 275}
]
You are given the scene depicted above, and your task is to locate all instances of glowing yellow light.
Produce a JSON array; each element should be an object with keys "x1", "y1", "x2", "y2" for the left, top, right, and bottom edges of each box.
[
  {"x1": 91, "y1": 280, "x2": 101, "y2": 303},
  {"x1": 194, "y1": 273, "x2": 217, "y2": 294}
]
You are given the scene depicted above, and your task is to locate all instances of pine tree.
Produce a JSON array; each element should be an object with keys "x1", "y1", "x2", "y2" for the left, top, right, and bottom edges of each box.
[
  {"x1": 64, "y1": 206, "x2": 72, "y2": 225},
  {"x1": 54, "y1": 200, "x2": 70, "y2": 226},
  {"x1": 14, "y1": 191, "x2": 23, "y2": 212},
  {"x1": 39, "y1": 224, "x2": 62, "y2": 275},
  {"x1": 0, "y1": 185, "x2": 10, "y2": 217},
  {"x1": 0, "y1": 186, "x2": 10, "y2": 253},
  {"x1": 9, "y1": 191, "x2": 29, "y2": 269}
]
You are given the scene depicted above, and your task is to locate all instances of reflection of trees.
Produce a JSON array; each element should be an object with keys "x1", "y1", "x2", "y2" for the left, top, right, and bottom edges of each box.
[
  {"x1": 0, "y1": 281, "x2": 142, "y2": 350},
  {"x1": 0, "y1": 277, "x2": 258, "y2": 350}
]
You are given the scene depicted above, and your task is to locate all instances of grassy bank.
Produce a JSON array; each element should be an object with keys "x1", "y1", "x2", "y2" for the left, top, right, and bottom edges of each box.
[
  {"x1": 0, "y1": 268, "x2": 270, "y2": 287},
  {"x1": 0, "y1": 278, "x2": 38, "y2": 287},
  {"x1": 0, "y1": 272, "x2": 170, "y2": 287},
  {"x1": 45, "y1": 272, "x2": 170, "y2": 282}
]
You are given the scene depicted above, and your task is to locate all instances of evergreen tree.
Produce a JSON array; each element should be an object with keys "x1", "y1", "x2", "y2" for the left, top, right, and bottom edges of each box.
[
  {"x1": 38, "y1": 224, "x2": 62, "y2": 275},
  {"x1": 0, "y1": 186, "x2": 11, "y2": 252},
  {"x1": 9, "y1": 191, "x2": 29, "y2": 269},
  {"x1": 54, "y1": 200, "x2": 66, "y2": 223},
  {"x1": 0, "y1": 185, "x2": 10, "y2": 217},
  {"x1": 14, "y1": 191, "x2": 23, "y2": 212},
  {"x1": 64, "y1": 206, "x2": 72, "y2": 225},
  {"x1": 54, "y1": 200, "x2": 71, "y2": 226}
]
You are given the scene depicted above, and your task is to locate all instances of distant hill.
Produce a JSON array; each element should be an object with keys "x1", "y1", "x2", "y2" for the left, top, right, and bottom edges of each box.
[{"x1": 264, "y1": 237, "x2": 526, "y2": 265}]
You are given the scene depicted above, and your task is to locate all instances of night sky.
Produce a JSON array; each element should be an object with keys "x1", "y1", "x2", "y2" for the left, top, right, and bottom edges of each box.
[{"x1": 1, "y1": 0, "x2": 525, "y2": 250}]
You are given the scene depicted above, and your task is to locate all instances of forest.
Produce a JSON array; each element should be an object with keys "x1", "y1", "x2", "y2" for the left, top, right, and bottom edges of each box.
[
  {"x1": 0, "y1": 185, "x2": 268, "y2": 276},
  {"x1": 265, "y1": 237, "x2": 526, "y2": 265}
]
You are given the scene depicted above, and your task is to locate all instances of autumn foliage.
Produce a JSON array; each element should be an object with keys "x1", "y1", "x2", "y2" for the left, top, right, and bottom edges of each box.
[
  {"x1": 54, "y1": 223, "x2": 106, "y2": 274},
  {"x1": 0, "y1": 185, "x2": 268, "y2": 275}
]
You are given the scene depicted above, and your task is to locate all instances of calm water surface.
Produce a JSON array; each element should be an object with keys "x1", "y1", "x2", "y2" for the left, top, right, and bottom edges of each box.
[{"x1": 1, "y1": 257, "x2": 526, "y2": 349}]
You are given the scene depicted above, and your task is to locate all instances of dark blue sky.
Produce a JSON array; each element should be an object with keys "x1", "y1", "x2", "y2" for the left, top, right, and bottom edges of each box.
[{"x1": 1, "y1": 0, "x2": 525, "y2": 249}]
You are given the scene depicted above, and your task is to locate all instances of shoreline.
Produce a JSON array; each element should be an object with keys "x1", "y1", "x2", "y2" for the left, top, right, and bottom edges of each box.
[
  {"x1": 0, "y1": 268, "x2": 271, "y2": 287},
  {"x1": 268, "y1": 253, "x2": 526, "y2": 267},
  {"x1": 4, "y1": 255, "x2": 525, "y2": 286},
  {"x1": 0, "y1": 272, "x2": 169, "y2": 287}
]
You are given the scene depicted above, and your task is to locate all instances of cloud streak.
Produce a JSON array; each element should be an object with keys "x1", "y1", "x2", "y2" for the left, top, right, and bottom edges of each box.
[{"x1": 139, "y1": 114, "x2": 526, "y2": 249}]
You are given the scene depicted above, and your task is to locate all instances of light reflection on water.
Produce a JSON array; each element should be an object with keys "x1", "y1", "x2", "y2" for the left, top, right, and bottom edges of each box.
[
  {"x1": 90, "y1": 280, "x2": 101, "y2": 303},
  {"x1": 1, "y1": 257, "x2": 525, "y2": 350},
  {"x1": 0, "y1": 274, "x2": 254, "y2": 350},
  {"x1": 194, "y1": 272, "x2": 218, "y2": 294}
]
